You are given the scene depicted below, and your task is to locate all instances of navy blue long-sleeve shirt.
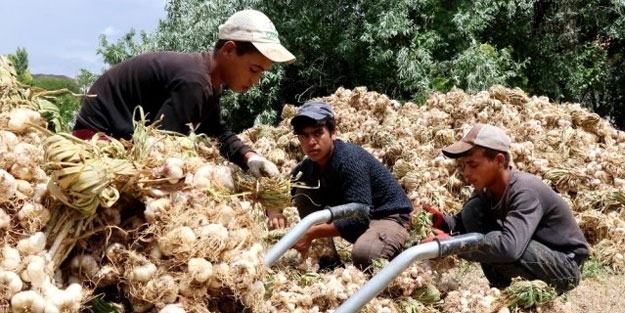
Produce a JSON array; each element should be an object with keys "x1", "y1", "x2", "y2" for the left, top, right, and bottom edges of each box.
[{"x1": 291, "y1": 139, "x2": 412, "y2": 243}]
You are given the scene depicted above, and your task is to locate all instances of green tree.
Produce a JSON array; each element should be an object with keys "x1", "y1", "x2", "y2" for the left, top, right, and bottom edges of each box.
[
  {"x1": 30, "y1": 76, "x2": 82, "y2": 131},
  {"x1": 76, "y1": 69, "x2": 98, "y2": 94},
  {"x1": 96, "y1": 0, "x2": 625, "y2": 130},
  {"x1": 8, "y1": 47, "x2": 32, "y2": 84}
]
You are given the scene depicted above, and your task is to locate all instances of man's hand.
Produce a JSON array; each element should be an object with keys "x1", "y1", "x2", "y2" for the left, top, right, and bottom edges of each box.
[
  {"x1": 267, "y1": 210, "x2": 286, "y2": 230},
  {"x1": 247, "y1": 154, "x2": 280, "y2": 178},
  {"x1": 411, "y1": 204, "x2": 445, "y2": 228},
  {"x1": 420, "y1": 228, "x2": 451, "y2": 244},
  {"x1": 292, "y1": 232, "x2": 313, "y2": 258}
]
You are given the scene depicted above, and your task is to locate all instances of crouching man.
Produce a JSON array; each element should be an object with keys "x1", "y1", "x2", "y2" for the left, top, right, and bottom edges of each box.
[{"x1": 424, "y1": 123, "x2": 589, "y2": 293}]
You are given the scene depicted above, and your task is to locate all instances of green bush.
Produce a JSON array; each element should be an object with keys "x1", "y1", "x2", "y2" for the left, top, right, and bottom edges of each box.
[{"x1": 31, "y1": 76, "x2": 82, "y2": 131}]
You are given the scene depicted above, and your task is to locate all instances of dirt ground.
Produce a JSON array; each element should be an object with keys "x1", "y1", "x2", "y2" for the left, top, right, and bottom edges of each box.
[
  {"x1": 565, "y1": 274, "x2": 625, "y2": 313},
  {"x1": 439, "y1": 262, "x2": 625, "y2": 313}
]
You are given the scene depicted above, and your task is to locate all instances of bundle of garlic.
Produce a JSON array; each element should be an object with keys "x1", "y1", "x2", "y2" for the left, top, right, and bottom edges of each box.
[
  {"x1": 93, "y1": 190, "x2": 270, "y2": 313},
  {"x1": 235, "y1": 172, "x2": 292, "y2": 212}
]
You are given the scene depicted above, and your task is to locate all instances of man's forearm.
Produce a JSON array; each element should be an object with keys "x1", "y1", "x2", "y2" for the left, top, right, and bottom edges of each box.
[{"x1": 308, "y1": 223, "x2": 341, "y2": 240}]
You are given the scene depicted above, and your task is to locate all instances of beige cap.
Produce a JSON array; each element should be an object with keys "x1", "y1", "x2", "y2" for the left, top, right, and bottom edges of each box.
[
  {"x1": 442, "y1": 123, "x2": 511, "y2": 158},
  {"x1": 218, "y1": 9, "x2": 296, "y2": 64}
]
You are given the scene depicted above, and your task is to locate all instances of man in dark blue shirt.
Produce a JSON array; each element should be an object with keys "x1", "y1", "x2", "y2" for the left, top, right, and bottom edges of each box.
[{"x1": 268, "y1": 101, "x2": 412, "y2": 269}]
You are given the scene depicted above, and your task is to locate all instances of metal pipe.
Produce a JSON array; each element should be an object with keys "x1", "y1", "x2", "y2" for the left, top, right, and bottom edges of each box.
[
  {"x1": 264, "y1": 203, "x2": 369, "y2": 266},
  {"x1": 334, "y1": 233, "x2": 485, "y2": 313}
]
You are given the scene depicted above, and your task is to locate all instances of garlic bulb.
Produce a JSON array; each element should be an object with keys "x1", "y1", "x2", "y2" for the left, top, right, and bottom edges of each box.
[
  {"x1": 93, "y1": 265, "x2": 120, "y2": 288},
  {"x1": 44, "y1": 285, "x2": 81, "y2": 312},
  {"x1": 178, "y1": 277, "x2": 207, "y2": 298},
  {"x1": 9, "y1": 163, "x2": 36, "y2": 181},
  {"x1": 14, "y1": 179, "x2": 33, "y2": 198},
  {"x1": 32, "y1": 183, "x2": 48, "y2": 204},
  {"x1": 105, "y1": 243, "x2": 127, "y2": 264},
  {"x1": 1, "y1": 245, "x2": 21, "y2": 270},
  {"x1": 0, "y1": 169, "x2": 17, "y2": 203},
  {"x1": 0, "y1": 130, "x2": 19, "y2": 147},
  {"x1": 0, "y1": 270, "x2": 23, "y2": 298},
  {"x1": 7, "y1": 108, "x2": 43, "y2": 134},
  {"x1": 158, "y1": 226, "x2": 196, "y2": 256},
  {"x1": 144, "y1": 197, "x2": 172, "y2": 223},
  {"x1": 16, "y1": 232, "x2": 47, "y2": 255},
  {"x1": 70, "y1": 254, "x2": 100, "y2": 279},
  {"x1": 159, "y1": 304, "x2": 186, "y2": 313},
  {"x1": 157, "y1": 158, "x2": 185, "y2": 184},
  {"x1": 0, "y1": 209, "x2": 10, "y2": 229},
  {"x1": 197, "y1": 223, "x2": 229, "y2": 256},
  {"x1": 192, "y1": 164, "x2": 235, "y2": 192},
  {"x1": 11, "y1": 290, "x2": 47, "y2": 313},
  {"x1": 17, "y1": 202, "x2": 51, "y2": 232},
  {"x1": 130, "y1": 262, "x2": 157, "y2": 283},
  {"x1": 187, "y1": 258, "x2": 213, "y2": 283},
  {"x1": 20, "y1": 255, "x2": 49, "y2": 286},
  {"x1": 145, "y1": 274, "x2": 178, "y2": 303}
]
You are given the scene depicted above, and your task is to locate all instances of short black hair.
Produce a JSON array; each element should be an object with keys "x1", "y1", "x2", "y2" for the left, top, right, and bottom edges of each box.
[
  {"x1": 470, "y1": 146, "x2": 511, "y2": 167},
  {"x1": 292, "y1": 116, "x2": 337, "y2": 135},
  {"x1": 214, "y1": 40, "x2": 260, "y2": 55}
]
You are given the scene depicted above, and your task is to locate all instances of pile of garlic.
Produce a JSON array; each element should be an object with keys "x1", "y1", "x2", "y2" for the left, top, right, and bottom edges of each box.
[
  {"x1": 3, "y1": 52, "x2": 625, "y2": 313},
  {"x1": 242, "y1": 85, "x2": 625, "y2": 311},
  {"x1": 0, "y1": 59, "x2": 87, "y2": 312}
]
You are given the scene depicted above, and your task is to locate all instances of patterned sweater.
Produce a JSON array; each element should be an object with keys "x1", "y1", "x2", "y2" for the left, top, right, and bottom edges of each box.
[{"x1": 291, "y1": 139, "x2": 412, "y2": 243}]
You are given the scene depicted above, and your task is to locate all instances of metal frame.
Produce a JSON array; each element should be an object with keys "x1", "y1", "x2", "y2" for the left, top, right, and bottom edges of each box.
[
  {"x1": 264, "y1": 203, "x2": 369, "y2": 266},
  {"x1": 334, "y1": 233, "x2": 485, "y2": 313}
]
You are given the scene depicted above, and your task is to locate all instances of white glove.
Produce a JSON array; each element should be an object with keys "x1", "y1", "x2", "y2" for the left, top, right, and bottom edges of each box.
[{"x1": 247, "y1": 154, "x2": 280, "y2": 178}]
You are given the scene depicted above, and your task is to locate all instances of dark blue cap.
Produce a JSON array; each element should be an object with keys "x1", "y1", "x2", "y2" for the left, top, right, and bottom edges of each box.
[{"x1": 290, "y1": 101, "x2": 335, "y2": 126}]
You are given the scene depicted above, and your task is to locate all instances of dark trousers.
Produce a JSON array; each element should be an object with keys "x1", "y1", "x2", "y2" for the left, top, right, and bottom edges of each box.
[{"x1": 457, "y1": 200, "x2": 582, "y2": 294}]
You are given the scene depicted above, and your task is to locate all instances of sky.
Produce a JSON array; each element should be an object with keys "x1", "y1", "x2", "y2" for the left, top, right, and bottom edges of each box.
[{"x1": 0, "y1": 0, "x2": 166, "y2": 78}]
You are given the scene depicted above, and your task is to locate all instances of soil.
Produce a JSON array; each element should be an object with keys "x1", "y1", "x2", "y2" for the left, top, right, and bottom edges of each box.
[{"x1": 439, "y1": 262, "x2": 625, "y2": 313}]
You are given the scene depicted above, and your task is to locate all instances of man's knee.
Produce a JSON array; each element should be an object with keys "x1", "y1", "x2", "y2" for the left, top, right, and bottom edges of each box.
[{"x1": 351, "y1": 222, "x2": 407, "y2": 269}]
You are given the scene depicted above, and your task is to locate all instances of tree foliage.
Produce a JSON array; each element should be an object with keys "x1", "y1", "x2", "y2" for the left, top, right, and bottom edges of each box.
[
  {"x1": 8, "y1": 47, "x2": 32, "y2": 84},
  {"x1": 30, "y1": 76, "x2": 82, "y2": 130},
  {"x1": 96, "y1": 0, "x2": 625, "y2": 130}
]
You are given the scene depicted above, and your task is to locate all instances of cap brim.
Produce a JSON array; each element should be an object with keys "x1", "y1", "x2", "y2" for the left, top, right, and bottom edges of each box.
[
  {"x1": 253, "y1": 42, "x2": 296, "y2": 64},
  {"x1": 290, "y1": 113, "x2": 325, "y2": 126},
  {"x1": 442, "y1": 141, "x2": 474, "y2": 158}
]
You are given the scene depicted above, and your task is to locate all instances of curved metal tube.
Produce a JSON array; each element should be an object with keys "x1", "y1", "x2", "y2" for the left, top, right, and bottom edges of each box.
[
  {"x1": 334, "y1": 233, "x2": 485, "y2": 313},
  {"x1": 264, "y1": 203, "x2": 369, "y2": 266}
]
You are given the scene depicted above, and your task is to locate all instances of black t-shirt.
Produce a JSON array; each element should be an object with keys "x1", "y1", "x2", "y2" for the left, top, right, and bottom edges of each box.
[{"x1": 74, "y1": 51, "x2": 252, "y2": 167}]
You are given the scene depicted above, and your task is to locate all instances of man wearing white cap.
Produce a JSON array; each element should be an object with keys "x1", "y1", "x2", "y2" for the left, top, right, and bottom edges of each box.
[
  {"x1": 423, "y1": 123, "x2": 589, "y2": 293},
  {"x1": 72, "y1": 9, "x2": 294, "y2": 177}
]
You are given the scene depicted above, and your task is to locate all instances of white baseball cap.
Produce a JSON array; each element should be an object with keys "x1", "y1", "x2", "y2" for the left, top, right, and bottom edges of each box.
[
  {"x1": 218, "y1": 9, "x2": 296, "y2": 64},
  {"x1": 442, "y1": 123, "x2": 511, "y2": 158}
]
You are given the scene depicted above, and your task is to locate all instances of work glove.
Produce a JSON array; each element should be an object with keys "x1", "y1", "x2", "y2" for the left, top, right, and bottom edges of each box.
[
  {"x1": 420, "y1": 228, "x2": 451, "y2": 244},
  {"x1": 422, "y1": 204, "x2": 445, "y2": 228},
  {"x1": 410, "y1": 203, "x2": 445, "y2": 228},
  {"x1": 247, "y1": 154, "x2": 280, "y2": 178}
]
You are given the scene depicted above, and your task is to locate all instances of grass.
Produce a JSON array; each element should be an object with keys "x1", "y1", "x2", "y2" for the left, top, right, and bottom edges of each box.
[{"x1": 582, "y1": 257, "x2": 615, "y2": 280}]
